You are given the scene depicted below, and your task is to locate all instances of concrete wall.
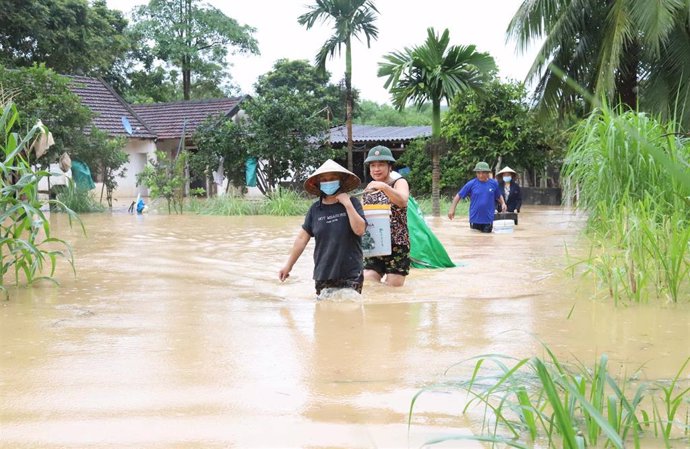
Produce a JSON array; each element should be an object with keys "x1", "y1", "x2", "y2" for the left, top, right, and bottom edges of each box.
[
  {"x1": 105, "y1": 138, "x2": 157, "y2": 201},
  {"x1": 521, "y1": 187, "x2": 562, "y2": 205}
]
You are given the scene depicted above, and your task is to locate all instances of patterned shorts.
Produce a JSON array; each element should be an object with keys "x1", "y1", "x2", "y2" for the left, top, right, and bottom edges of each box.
[
  {"x1": 314, "y1": 272, "x2": 364, "y2": 295},
  {"x1": 364, "y1": 244, "x2": 411, "y2": 276}
]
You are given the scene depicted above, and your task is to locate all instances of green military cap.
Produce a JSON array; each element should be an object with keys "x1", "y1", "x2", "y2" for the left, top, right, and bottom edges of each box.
[
  {"x1": 364, "y1": 145, "x2": 396, "y2": 164},
  {"x1": 473, "y1": 161, "x2": 491, "y2": 172}
]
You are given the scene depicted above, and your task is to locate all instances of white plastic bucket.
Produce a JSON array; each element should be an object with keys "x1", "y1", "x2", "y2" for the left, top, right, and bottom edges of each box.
[
  {"x1": 493, "y1": 219, "x2": 515, "y2": 234},
  {"x1": 362, "y1": 204, "x2": 392, "y2": 257}
]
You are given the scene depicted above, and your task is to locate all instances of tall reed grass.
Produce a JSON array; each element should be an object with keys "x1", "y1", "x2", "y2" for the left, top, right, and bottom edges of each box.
[
  {"x1": 187, "y1": 190, "x2": 463, "y2": 217},
  {"x1": 186, "y1": 189, "x2": 312, "y2": 216},
  {"x1": 410, "y1": 349, "x2": 690, "y2": 448},
  {"x1": 562, "y1": 108, "x2": 690, "y2": 303}
]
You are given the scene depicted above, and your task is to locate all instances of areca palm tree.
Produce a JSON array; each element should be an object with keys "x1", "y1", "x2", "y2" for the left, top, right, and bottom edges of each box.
[
  {"x1": 508, "y1": 0, "x2": 690, "y2": 125},
  {"x1": 298, "y1": 0, "x2": 379, "y2": 172},
  {"x1": 379, "y1": 27, "x2": 496, "y2": 217}
]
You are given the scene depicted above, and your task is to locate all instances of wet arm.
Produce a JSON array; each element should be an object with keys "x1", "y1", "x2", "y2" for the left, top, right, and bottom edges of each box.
[
  {"x1": 279, "y1": 229, "x2": 311, "y2": 281},
  {"x1": 447, "y1": 193, "x2": 462, "y2": 220},
  {"x1": 497, "y1": 194, "x2": 507, "y2": 212},
  {"x1": 366, "y1": 180, "x2": 409, "y2": 208},
  {"x1": 337, "y1": 194, "x2": 366, "y2": 236}
]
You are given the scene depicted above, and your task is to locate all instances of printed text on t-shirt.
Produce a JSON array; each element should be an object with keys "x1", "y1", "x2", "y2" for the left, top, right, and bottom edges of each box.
[{"x1": 318, "y1": 212, "x2": 347, "y2": 224}]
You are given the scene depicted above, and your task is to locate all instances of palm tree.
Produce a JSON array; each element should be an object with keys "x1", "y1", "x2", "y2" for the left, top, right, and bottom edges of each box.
[
  {"x1": 298, "y1": 0, "x2": 379, "y2": 172},
  {"x1": 507, "y1": 0, "x2": 690, "y2": 124},
  {"x1": 379, "y1": 27, "x2": 496, "y2": 217}
]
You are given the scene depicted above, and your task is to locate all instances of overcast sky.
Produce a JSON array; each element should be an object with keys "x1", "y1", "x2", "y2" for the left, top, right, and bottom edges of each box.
[{"x1": 106, "y1": 0, "x2": 538, "y2": 104}]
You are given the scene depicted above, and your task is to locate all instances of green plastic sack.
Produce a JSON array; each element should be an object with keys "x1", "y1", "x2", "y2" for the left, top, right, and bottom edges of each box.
[
  {"x1": 407, "y1": 196, "x2": 457, "y2": 269},
  {"x1": 71, "y1": 160, "x2": 95, "y2": 191}
]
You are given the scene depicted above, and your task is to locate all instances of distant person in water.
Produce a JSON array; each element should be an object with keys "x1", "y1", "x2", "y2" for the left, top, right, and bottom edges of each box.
[
  {"x1": 278, "y1": 159, "x2": 366, "y2": 296},
  {"x1": 496, "y1": 166, "x2": 522, "y2": 214},
  {"x1": 448, "y1": 161, "x2": 507, "y2": 233}
]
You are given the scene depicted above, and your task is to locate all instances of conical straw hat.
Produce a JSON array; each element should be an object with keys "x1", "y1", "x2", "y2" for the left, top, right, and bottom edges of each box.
[
  {"x1": 496, "y1": 166, "x2": 517, "y2": 176},
  {"x1": 304, "y1": 159, "x2": 361, "y2": 196}
]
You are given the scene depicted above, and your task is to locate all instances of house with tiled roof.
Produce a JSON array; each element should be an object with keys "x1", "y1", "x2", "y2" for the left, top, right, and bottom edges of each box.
[
  {"x1": 131, "y1": 97, "x2": 244, "y2": 141},
  {"x1": 329, "y1": 124, "x2": 432, "y2": 181},
  {"x1": 67, "y1": 75, "x2": 431, "y2": 198},
  {"x1": 68, "y1": 76, "x2": 157, "y2": 140},
  {"x1": 131, "y1": 97, "x2": 247, "y2": 193},
  {"x1": 67, "y1": 75, "x2": 158, "y2": 198},
  {"x1": 67, "y1": 75, "x2": 247, "y2": 198}
]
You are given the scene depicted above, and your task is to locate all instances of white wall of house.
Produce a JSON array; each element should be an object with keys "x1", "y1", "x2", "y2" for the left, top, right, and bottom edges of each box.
[{"x1": 106, "y1": 138, "x2": 157, "y2": 200}]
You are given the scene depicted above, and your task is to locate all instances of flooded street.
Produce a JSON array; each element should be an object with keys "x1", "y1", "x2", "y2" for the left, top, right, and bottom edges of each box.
[{"x1": 1, "y1": 206, "x2": 689, "y2": 448}]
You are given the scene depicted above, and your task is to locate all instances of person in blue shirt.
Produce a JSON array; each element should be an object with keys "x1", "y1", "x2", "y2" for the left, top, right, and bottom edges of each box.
[{"x1": 447, "y1": 161, "x2": 507, "y2": 233}]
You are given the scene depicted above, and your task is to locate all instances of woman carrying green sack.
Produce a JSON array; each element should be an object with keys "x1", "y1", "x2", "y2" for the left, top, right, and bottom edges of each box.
[{"x1": 362, "y1": 146, "x2": 410, "y2": 287}]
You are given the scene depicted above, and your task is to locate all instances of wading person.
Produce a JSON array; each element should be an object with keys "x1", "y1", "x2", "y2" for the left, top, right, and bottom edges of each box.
[
  {"x1": 448, "y1": 161, "x2": 507, "y2": 233},
  {"x1": 278, "y1": 159, "x2": 366, "y2": 296},
  {"x1": 362, "y1": 146, "x2": 410, "y2": 287},
  {"x1": 496, "y1": 166, "x2": 522, "y2": 213}
]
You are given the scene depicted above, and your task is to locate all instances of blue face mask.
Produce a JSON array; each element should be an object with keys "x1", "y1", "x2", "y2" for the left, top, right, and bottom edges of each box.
[
  {"x1": 503, "y1": 176, "x2": 512, "y2": 183},
  {"x1": 319, "y1": 180, "x2": 340, "y2": 196}
]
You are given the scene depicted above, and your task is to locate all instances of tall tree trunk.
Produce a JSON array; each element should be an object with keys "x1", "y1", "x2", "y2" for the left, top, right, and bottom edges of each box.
[
  {"x1": 182, "y1": 0, "x2": 192, "y2": 100},
  {"x1": 345, "y1": 37, "x2": 353, "y2": 172},
  {"x1": 615, "y1": 39, "x2": 639, "y2": 108},
  {"x1": 431, "y1": 149, "x2": 440, "y2": 217},
  {"x1": 183, "y1": 64, "x2": 191, "y2": 100},
  {"x1": 431, "y1": 99, "x2": 441, "y2": 217}
]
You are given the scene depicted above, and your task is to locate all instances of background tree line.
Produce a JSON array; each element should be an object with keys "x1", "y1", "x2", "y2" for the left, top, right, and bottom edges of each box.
[
  {"x1": 0, "y1": 64, "x2": 128, "y2": 203},
  {"x1": 0, "y1": 0, "x2": 259, "y2": 103},
  {"x1": 190, "y1": 59, "x2": 344, "y2": 194},
  {"x1": 3, "y1": 0, "x2": 687, "y2": 212}
]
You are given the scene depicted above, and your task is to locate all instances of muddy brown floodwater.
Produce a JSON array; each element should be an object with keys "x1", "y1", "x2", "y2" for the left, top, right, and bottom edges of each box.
[{"x1": 1, "y1": 206, "x2": 688, "y2": 448}]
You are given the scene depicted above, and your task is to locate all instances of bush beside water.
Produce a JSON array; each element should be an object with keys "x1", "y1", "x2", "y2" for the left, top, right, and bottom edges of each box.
[
  {"x1": 55, "y1": 183, "x2": 105, "y2": 213},
  {"x1": 186, "y1": 189, "x2": 311, "y2": 216},
  {"x1": 185, "y1": 189, "x2": 467, "y2": 217}
]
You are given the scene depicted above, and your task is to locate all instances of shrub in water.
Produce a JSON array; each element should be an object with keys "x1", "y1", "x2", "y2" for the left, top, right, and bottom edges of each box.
[{"x1": 55, "y1": 182, "x2": 105, "y2": 213}]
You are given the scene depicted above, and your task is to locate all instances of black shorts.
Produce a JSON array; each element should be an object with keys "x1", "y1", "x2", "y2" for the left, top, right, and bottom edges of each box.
[
  {"x1": 364, "y1": 244, "x2": 410, "y2": 276},
  {"x1": 470, "y1": 222, "x2": 493, "y2": 233},
  {"x1": 315, "y1": 272, "x2": 364, "y2": 295}
]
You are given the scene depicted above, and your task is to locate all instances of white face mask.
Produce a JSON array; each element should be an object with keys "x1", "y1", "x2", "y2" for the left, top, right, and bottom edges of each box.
[{"x1": 503, "y1": 176, "x2": 512, "y2": 183}]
